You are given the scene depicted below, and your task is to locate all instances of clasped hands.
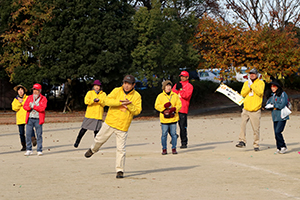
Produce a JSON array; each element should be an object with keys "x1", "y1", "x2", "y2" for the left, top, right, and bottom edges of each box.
[
  {"x1": 120, "y1": 98, "x2": 132, "y2": 109},
  {"x1": 17, "y1": 97, "x2": 23, "y2": 103},
  {"x1": 29, "y1": 102, "x2": 34, "y2": 109}
]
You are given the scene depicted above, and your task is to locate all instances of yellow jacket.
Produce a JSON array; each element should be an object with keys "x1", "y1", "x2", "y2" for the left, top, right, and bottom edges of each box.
[
  {"x1": 84, "y1": 90, "x2": 106, "y2": 120},
  {"x1": 105, "y1": 87, "x2": 142, "y2": 132},
  {"x1": 155, "y1": 91, "x2": 182, "y2": 124},
  {"x1": 11, "y1": 95, "x2": 28, "y2": 125},
  {"x1": 241, "y1": 79, "x2": 265, "y2": 112}
]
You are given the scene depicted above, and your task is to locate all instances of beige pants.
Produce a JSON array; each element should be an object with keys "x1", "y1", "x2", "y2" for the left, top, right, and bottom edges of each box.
[
  {"x1": 239, "y1": 108, "x2": 261, "y2": 148},
  {"x1": 91, "y1": 122, "x2": 128, "y2": 172}
]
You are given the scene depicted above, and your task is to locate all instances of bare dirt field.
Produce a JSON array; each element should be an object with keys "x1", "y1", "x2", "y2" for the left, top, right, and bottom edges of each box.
[{"x1": 1, "y1": 108, "x2": 300, "y2": 200}]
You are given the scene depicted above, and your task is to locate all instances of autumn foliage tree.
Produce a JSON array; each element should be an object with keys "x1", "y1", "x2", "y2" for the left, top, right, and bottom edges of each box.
[
  {"x1": 193, "y1": 15, "x2": 300, "y2": 82},
  {"x1": 0, "y1": 0, "x2": 53, "y2": 83}
]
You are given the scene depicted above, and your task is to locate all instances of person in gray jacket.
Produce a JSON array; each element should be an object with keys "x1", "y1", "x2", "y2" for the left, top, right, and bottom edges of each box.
[{"x1": 265, "y1": 79, "x2": 289, "y2": 154}]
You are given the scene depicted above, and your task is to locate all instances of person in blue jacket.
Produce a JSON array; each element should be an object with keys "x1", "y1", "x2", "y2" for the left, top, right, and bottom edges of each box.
[{"x1": 265, "y1": 79, "x2": 289, "y2": 154}]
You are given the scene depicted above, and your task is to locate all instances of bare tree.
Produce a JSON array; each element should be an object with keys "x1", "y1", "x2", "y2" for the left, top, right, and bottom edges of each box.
[
  {"x1": 128, "y1": 0, "x2": 223, "y2": 19},
  {"x1": 267, "y1": 0, "x2": 300, "y2": 28},
  {"x1": 225, "y1": 0, "x2": 300, "y2": 29}
]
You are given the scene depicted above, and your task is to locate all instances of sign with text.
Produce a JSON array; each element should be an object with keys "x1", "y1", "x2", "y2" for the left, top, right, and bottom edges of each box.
[{"x1": 216, "y1": 84, "x2": 244, "y2": 106}]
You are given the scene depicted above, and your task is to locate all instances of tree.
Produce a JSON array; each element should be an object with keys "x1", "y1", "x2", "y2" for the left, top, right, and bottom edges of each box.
[
  {"x1": 131, "y1": 0, "x2": 199, "y2": 86},
  {"x1": 225, "y1": 0, "x2": 300, "y2": 29},
  {"x1": 193, "y1": 15, "x2": 300, "y2": 81},
  {"x1": 0, "y1": 0, "x2": 53, "y2": 85},
  {"x1": 35, "y1": 0, "x2": 136, "y2": 92}
]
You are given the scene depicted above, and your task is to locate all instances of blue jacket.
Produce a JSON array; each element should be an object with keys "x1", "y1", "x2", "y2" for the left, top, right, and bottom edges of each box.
[{"x1": 266, "y1": 91, "x2": 289, "y2": 121}]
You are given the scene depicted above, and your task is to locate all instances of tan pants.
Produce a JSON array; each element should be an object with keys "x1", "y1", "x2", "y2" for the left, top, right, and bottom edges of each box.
[
  {"x1": 91, "y1": 122, "x2": 128, "y2": 172},
  {"x1": 239, "y1": 109, "x2": 261, "y2": 148}
]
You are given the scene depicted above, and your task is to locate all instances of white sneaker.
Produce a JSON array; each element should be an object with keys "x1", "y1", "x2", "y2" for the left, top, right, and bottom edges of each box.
[
  {"x1": 274, "y1": 149, "x2": 280, "y2": 154},
  {"x1": 279, "y1": 147, "x2": 287, "y2": 154},
  {"x1": 37, "y1": 152, "x2": 43, "y2": 156},
  {"x1": 24, "y1": 150, "x2": 33, "y2": 156}
]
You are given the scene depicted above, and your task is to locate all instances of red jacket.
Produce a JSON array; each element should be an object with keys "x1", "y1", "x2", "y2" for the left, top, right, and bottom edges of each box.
[
  {"x1": 23, "y1": 94, "x2": 48, "y2": 125},
  {"x1": 172, "y1": 81, "x2": 193, "y2": 114}
]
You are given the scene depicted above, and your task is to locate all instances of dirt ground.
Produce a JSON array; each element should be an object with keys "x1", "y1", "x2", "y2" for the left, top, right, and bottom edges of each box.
[{"x1": 1, "y1": 108, "x2": 300, "y2": 200}]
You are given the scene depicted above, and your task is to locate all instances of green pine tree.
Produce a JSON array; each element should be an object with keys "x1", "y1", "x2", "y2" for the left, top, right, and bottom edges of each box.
[{"x1": 131, "y1": 0, "x2": 199, "y2": 86}]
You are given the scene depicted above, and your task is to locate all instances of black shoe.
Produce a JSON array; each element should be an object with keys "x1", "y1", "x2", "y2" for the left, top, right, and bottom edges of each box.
[
  {"x1": 21, "y1": 142, "x2": 26, "y2": 151},
  {"x1": 74, "y1": 143, "x2": 79, "y2": 148},
  {"x1": 236, "y1": 141, "x2": 246, "y2": 148},
  {"x1": 116, "y1": 171, "x2": 124, "y2": 179},
  {"x1": 32, "y1": 137, "x2": 37, "y2": 147},
  {"x1": 180, "y1": 145, "x2": 187, "y2": 149},
  {"x1": 254, "y1": 147, "x2": 259, "y2": 151},
  {"x1": 84, "y1": 148, "x2": 94, "y2": 158}
]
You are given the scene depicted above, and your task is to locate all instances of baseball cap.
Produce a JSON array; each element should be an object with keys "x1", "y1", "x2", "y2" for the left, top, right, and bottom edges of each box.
[
  {"x1": 179, "y1": 71, "x2": 189, "y2": 77},
  {"x1": 249, "y1": 68, "x2": 258, "y2": 74},
  {"x1": 32, "y1": 83, "x2": 42, "y2": 90},
  {"x1": 123, "y1": 75, "x2": 135, "y2": 83}
]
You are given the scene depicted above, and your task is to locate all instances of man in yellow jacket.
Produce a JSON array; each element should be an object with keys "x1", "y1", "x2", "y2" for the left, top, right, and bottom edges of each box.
[
  {"x1": 85, "y1": 75, "x2": 142, "y2": 179},
  {"x1": 236, "y1": 68, "x2": 265, "y2": 151},
  {"x1": 74, "y1": 80, "x2": 106, "y2": 148},
  {"x1": 11, "y1": 85, "x2": 36, "y2": 151},
  {"x1": 155, "y1": 80, "x2": 182, "y2": 155}
]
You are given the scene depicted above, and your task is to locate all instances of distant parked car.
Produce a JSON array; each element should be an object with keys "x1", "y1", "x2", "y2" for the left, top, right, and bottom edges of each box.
[
  {"x1": 197, "y1": 69, "x2": 221, "y2": 83},
  {"x1": 188, "y1": 70, "x2": 200, "y2": 80}
]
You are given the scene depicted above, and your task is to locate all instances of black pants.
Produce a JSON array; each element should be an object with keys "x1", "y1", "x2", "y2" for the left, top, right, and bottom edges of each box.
[
  {"x1": 178, "y1": 113, "x2": 188, "y2": 146},
  {"x1": 18, "y1": 124, "x2": 35, "y2": 143},
  {"x1": 273, "y1": 120, "x2": 287, "y2": 150},
  {"x1": 75, "y1": 128, "x2": 99, "y2": 144}
]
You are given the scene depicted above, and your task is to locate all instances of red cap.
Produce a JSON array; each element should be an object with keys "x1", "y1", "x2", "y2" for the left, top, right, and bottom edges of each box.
[
  {"x1": 32, "y1": 83, "x2": 42, "y2": 90},
  {"x1": 179, "y1": 71, "x2": 189, "y2": 77}
]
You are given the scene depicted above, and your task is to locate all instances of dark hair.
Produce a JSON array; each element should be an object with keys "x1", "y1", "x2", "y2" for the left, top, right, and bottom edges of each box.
[
  {"x1": 17, "y1": 87, "x2": 25, "y2": 92},
  {"x1": 275, "y1": 86, "x2": 283, "y2": 97}
]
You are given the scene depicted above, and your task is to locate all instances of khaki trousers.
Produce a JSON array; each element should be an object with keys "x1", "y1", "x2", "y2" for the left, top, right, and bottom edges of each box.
[
  {"x1": 91, "y1": 122, "x2": 128, "y2": 172},
  {"x1": 239, "y1": 109, "x2": 261, "y2": 148}
]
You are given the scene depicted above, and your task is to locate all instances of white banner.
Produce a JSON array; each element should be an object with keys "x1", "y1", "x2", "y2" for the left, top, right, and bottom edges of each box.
[{"x1": 216, "y1": 84, "x2": 244, "y2": 106}]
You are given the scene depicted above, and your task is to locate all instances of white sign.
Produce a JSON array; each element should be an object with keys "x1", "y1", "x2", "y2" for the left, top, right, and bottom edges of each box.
[{"x1": 216, "y1": 84, "x2": 244, "y2": 106}]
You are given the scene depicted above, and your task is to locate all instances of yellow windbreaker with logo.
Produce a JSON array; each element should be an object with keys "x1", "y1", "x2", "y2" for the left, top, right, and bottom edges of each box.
[
  {"x1": 84, "y1": 90, "x2": 106, "y2": 120},
  {"x1": 155, "y1": 91, "x2": 182, "y2": 124},
  {"x1": 104, "y1": 87, "x2": 142, "y2": 132},
  {"x1": 241, "y1": 79, "x2": 265, "y2": 112},
  {"x1": 11, "y1": 94, "x2": 28, "y2": 125}
]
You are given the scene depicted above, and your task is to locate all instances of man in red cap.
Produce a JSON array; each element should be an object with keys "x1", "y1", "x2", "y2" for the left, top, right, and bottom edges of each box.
[
  {"x1": 172, "y1": 71, "x2": 193, "y2": 148},
  {"x1": 23, "y1": 83, "x2": 48, "y2": 156}
]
